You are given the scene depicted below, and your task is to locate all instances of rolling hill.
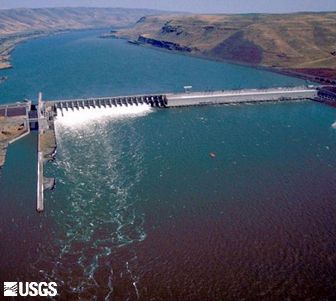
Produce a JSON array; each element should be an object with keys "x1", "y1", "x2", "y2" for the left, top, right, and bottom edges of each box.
[
  {"x1": 114, "y1": 12, "x2": 336, "y2": 81},
  {"x1": 0, "y1": 7, "x2": 167, "y2": 69}
]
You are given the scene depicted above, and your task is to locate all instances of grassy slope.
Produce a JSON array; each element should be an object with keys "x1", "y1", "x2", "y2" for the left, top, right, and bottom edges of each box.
[{"x1": 116, "y1": 13, "x2": 336, "y2": 79}]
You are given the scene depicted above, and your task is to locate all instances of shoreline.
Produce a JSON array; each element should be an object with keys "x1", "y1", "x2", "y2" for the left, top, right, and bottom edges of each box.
[
  {"x1": 142, "y1": 42, "x2": 335, "y2": 85},
  {"x1": 1, "y1": 27, "x2": 335, "y2": 88},
  {"x1": 109, "y1": 35, "x2": 336, "y2": 85},
  {"x1": 0, "y1": 31, "x2": 53, "y2": 83},
  {"x1": 0, "y1": 27, "x2": 112, "y2": 77}
]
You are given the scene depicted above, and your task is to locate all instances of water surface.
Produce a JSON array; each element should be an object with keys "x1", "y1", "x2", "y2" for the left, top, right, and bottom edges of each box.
[
  {"x1": 0, "y1": 30, "x2": 335, "y2": 300},
  {"x1": 0, "y1": 29, "x2": 305, "y2": 103}
]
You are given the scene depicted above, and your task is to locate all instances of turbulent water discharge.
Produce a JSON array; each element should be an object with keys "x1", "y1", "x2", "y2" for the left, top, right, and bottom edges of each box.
[
  {"x1": 41, "y1": 105, "x2": 154, "y2": 298},
  {"x1": 56, "y1": 104, "x2": 153, "y2": 127}
]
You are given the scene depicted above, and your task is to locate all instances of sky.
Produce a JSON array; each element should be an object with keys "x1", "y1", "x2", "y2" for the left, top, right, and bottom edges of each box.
[{"x1": 0, "y1": 0, "x2": 336, "y2": 13}]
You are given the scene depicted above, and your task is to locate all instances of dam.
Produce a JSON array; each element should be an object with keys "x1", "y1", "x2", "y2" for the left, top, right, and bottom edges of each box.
[
  {"x1": 33, "y1": 85, "x2": 321, "y2": 212},
  {"x1": 1, "y1": 84, "x2": 332, "y2": 212},
  {"x1": 45, "y1": 86, "x2": 318, "y2": 115}
]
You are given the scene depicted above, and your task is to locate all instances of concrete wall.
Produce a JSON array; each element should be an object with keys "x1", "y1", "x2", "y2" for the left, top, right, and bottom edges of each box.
[{"x1": 166, "y1": 87, "x2": 318, "y2": 107}]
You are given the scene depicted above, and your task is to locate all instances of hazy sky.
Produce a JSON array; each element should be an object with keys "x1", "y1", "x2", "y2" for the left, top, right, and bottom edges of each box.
[{"x1": 0, "y1": 0, "x2": 336, "y2": 13}]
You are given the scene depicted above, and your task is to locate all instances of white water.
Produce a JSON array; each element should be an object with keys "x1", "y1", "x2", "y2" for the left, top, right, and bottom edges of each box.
[
  {"x1": 41, "y1": 104, "x2": 153, "y2": 298},
  {"x1": 55, "y1": 104, "x2": 153, "y2": 127},
  {"x1": 332, "y1": 121, "x2": 336, "y2": 129}
]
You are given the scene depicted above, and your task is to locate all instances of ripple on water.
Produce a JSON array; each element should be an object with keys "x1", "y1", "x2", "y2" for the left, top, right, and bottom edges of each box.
[{"x1": 33, "y1": 107, "x2": 153, "y2": 298}]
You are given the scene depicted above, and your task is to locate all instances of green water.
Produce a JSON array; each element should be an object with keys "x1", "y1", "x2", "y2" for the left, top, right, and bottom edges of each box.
[{"x1": 1, "y1": 30, "x2": 336, "y2": 301}]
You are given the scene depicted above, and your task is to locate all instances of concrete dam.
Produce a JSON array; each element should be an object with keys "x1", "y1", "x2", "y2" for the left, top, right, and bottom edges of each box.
[
  {"x1": 33, "y1": 85, "x2": 320, "y2": 212},
  {"x1": 45, "y1": 86, "x2": 318, "y2": 115},
  {"x1": 3, "y1": 84, "x2": 331, "y2": 212}
]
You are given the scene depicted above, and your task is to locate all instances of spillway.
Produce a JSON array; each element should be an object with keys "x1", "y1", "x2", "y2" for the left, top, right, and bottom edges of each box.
[{"x1": 55, "y1": 103, "x2": 153, "y2": 127}]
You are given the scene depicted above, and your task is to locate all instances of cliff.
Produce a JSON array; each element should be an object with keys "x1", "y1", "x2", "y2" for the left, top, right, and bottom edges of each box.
[{"x1": 138, "y1": 35, "x2": 195, "y2": 52}]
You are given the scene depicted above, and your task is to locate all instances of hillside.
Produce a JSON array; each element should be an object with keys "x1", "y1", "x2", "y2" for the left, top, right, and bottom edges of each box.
[
  {"x1": 0, "y1": 7, "x2": 166, "y2": 69},
  {"x1": 115, "y1": 12, "x2": 336, "y2": 81}
]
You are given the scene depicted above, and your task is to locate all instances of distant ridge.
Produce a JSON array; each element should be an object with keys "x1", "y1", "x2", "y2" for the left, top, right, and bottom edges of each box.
[
  {"x1": 0, "y1": 7, "x2": 173, "y2": 70},
  {"x1": 0, "y1": 7, "x2": 167, "y2": 35}
]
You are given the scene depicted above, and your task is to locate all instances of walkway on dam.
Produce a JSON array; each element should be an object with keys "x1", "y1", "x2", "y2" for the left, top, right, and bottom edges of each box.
[{"x1": 166, "y1": 86, "x2": 318, "y2": 107}]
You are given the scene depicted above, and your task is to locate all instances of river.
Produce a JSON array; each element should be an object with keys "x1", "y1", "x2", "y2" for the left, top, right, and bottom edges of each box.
[{"x1": 0, "y1": 29, "x2": 335, "y2": 300}]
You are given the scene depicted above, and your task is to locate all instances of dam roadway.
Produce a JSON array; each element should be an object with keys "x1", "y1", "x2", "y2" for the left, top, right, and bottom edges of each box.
[
  {"x1": 166, "y1": 86, "x2": 318, "y2": 107},
  {"x1": 44, "y1": 86, "x2": 319, "y2": 113}
]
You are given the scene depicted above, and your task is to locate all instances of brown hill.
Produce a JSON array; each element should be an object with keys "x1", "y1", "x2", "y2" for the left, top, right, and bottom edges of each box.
[
  {"x1": 115, "y1": 13, "x2": 336, "y2": 80},
  {"x1": 0, "y1": 7, "x2": 167, "y2": 69},
  {"x1": 0, "y1": 7, "x2": 164, "y2": 35}
]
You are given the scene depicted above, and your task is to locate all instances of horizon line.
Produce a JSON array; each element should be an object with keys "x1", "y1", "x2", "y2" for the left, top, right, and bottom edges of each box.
[{"x1": 0, "y1": 6, "x2": 335, "y2": 15}]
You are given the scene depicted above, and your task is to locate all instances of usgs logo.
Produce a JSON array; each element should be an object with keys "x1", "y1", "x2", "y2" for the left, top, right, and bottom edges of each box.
[{"x1": 4, "y1": 282, "x2": 57, "y2": 297}]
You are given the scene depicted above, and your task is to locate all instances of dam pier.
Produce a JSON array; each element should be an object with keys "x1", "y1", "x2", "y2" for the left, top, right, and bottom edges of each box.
[
  {"x1": 49, "y1": 94, "x2": 168, "y2": 112},
  {"x1": 1, "y1": 84, "x2": 334, "y2": 212}
]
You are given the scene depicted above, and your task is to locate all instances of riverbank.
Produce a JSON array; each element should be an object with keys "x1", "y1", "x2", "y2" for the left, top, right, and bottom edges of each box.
[
  {"x1": 113, "y1": 13, "x2": 336, "y2": 84},
  {"x1": 103, "y1": 34, "x2": 333, "y2": 85},
  {"x1": 3, "y1": 31, "x2": 332, "y2": 87},
  {"x1": 0, "y1": 30, "x2": 94, "y2": 73},
  {"x1": 1, "y1": 8, "x2": 335, "y2": 89},
  {"x1": 0, "y1": 7, "x2": 171, "y2": 75},
  {"x1": 0, "y1": 31, "x2": 49, "y2": 72}
]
